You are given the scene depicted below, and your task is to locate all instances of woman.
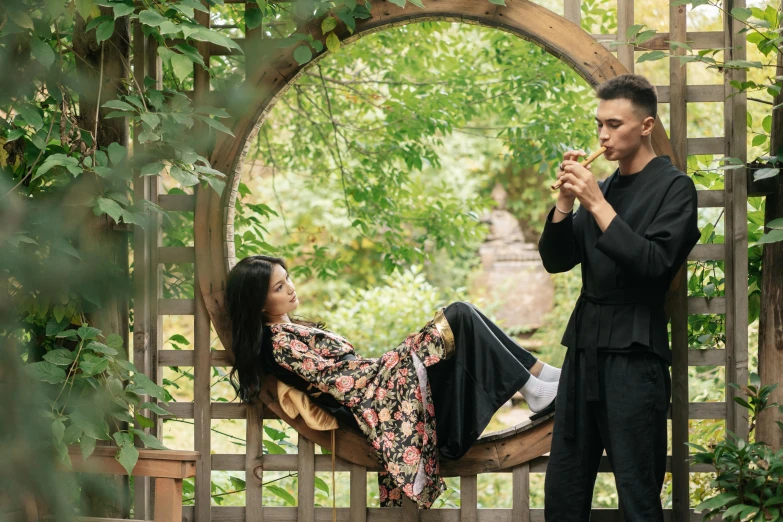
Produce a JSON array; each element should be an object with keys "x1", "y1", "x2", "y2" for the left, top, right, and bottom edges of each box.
[{"x1": 226, "y1": 255, "x2": 560, "y2": 508}]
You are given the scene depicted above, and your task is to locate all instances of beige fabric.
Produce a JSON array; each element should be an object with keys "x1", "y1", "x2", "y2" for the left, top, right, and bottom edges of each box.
[
  {"x1": 276, "y1": 380, "x2": 338, "y2": 431},
  {"x1": 433, "y1": 308, "x2": 455, "y2": 359}
]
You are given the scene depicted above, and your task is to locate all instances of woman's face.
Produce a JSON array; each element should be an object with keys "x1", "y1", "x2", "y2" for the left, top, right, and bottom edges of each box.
[{"x1": 263, "y1": 263, "x2": 299, "y2": 320}]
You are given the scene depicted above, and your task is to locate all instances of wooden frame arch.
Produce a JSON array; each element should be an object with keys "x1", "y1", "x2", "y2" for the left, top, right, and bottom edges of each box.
[{"x1": 194, "y1": 0, "x2": 677, "y2": 475}]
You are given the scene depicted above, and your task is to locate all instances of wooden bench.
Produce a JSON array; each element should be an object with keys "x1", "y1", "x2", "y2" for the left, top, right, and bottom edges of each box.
[{"x1": 66, "y1": 446, "x2": 198, "y2": 522}]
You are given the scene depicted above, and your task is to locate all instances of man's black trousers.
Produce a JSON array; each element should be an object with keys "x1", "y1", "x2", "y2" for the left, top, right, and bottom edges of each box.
[{"x1": 544, "y1": 349, "x2": 671, "y2": 521}]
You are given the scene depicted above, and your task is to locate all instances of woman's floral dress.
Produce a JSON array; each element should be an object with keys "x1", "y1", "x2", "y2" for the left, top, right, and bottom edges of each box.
[{"x1": 269, "y1": 310, "x2": 455, "y2": 508}]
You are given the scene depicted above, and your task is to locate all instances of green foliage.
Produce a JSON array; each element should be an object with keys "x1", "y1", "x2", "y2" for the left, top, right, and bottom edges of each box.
[
  {"x1": 318, "y1": 266, "x2": 446, "y2": 358},
  {"x1": 690, "y1": 374, "x2": 783, "y2": 522}
]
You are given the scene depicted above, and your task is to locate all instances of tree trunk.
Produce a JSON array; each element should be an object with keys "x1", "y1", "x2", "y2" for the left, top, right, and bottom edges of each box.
[
  {"x1": 72, "y1": 9, "x2": 132, "y2": 517},
  {"x1": 757, "y1": 5, "x2": 783, "y2": 450}
]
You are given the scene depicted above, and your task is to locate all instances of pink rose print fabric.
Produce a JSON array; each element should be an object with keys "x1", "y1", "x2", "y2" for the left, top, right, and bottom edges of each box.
[{"x1": 269, "y1": 319, "x2": 450, "y2": 508}]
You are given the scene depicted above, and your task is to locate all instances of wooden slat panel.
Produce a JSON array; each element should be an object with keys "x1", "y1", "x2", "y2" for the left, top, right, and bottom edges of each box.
[
  {"x1": 180, "y1": 506, "x2": 702, "y2": 521},
  {"x1": 697, "y1": 190, "x2": 724, "y2": 207},
  {"x1": 687, "y1": 296, "x2": 725, "y2": 315},
  {"x1": 165, "y1": 402, "x2": 261, "y2": 419},
  {"x1": 688, "y1": 243, "x2": 724, "y2": 261},
  {"x1": 592, "y1": 31, "x2": 723, "y2": 50},
  {"x1": 687, "y1": 137, "x2": 724, "y2": 155},
  {"x1": 459, "y1": 475, "x2": 477, "y2": 522},
  {"x1": 688, "y1": 349, "x2": 726, "y2": 366},
  {"x1": 656, "y1": 85, "x2": 726, "y2": 103},
  {"x1": 687, "y1": 402, "x2": 726, "y2": 419},
  {"x1": 159, "y1": 246, "x2": 196, "y2": 264},
  {"x1": 511, "y1": 464, "x2": 530, "y2": 522},
  {"x1": 350, "y1": 464, "x2": 368, "y2": 522},
  {"x1": 159, "y1": 298, "x2": 196, "y2": 315},
  {"x1": 158, "y1": 194, "x2": 196, "y2": 211},
  {"x1": 298, "y1": 435, "x2": 315, "y2": 522},
  {"x1": 158, "y1": 350, "x2": 231, "y2": 366}
]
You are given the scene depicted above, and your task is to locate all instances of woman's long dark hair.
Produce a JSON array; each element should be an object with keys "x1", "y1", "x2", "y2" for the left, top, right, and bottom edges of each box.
[{"x1": 225, "y1": 255, "x2": 322, "y2": 403}]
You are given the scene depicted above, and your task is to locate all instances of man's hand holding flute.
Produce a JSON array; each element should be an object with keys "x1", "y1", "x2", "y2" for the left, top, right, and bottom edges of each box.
[{"x1": 551, "y1": 147, "x2": 618, "y2": 232}]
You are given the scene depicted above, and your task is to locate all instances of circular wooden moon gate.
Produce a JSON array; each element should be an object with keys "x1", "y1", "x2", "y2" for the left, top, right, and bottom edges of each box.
[{"x1": 194, "y1": 0, "x2": 675, "y2": 474}]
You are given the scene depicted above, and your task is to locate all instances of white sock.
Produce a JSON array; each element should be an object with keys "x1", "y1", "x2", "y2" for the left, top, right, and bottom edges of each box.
[
  {"x1": 520, "y1": 374, "x2": 558, "y2": 413},
  {"x1": 537, "y1": 362, "x2": 561, "y2": 383}
]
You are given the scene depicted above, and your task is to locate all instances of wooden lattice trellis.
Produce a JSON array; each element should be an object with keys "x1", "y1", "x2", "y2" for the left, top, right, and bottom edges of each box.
[{"x1": 130, "y1": 0, "x2": 749, "y2": 520}]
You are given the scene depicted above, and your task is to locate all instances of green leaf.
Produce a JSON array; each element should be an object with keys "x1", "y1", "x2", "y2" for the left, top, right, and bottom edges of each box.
[
  {"x1": 321, "y1": 16, "x2": 337, "y2": 33},
  {"x1": 138, "y1": 9, "x2": 167, "y2": 27},
  {"x1": 755, "y1": 229, "x2": 783, "y2": 245},
  {"x1": 167, "y1": 334, "x2": 191, "y2": 346},
  {"x1": 6, "y1": 129, "x2": 24, "y2": 141},
  {"x1": 263, "y1": 439, "x2": 286, "y2": 454},
  {"x1": 75, "y1": 0, "x2": 97, "y2": 20},
  {"x1": 752, "y1": 134, "x2": 768, "y2": 147},
  {"x1": 135, "y1": 414, "x2": 155, "y2": 429},
  {"x1": 43, "y1": 349, "x2": 76, "y2": 366},
  {"x1": 293, "y1": 45, "x2": 312, "y2": 65},
  {"x1": 138, "y1": 130, "x2": 160, "y2": 143},
  {"x1": 637, "y1": 50, "x2": 667, "y2": 63},
  {"x1": 86, "y1": 341, "x2": 118, "y2": 356},
  {"x1": 767, "y1": 218, "x2": 783, "y2": 230},
  {"x1": 7, "y1": 8, "x2": 35, "y2": 29},
  {"x1": 27, "y1": 361, "x2": 67, "y2": 384},
  {"x1": 18, "y1": 105, "x2": 44, "y2": 131},
  {"x1": 96, "y1": 20, "x2": 115, "y2": 44},
  {"x1": 314, "y1": 475, "x2": 330, "y2": 493},
  {"x1": 141, "y1": 161, "x2": 165, "y2": 176},
  {"x1": 170, "y1": 166, "x2": 199, "y2": 187},
  {"x1": 189, "y1": 27, "x2": 243, "y2": 52},
  {"x1": 80, "y1": 436, "x2": 96, "y2": 460},
  {"x1": 488, "y1": 0, "x2": 506, "y2": 4},
  {"x1": 107, "y1": 142, "x2": 126, "y2": 165},
  {"x1": 731, "y1": 7, "x2": 753, "y2": 21},
  {"x1": 113, "y1": 3, "x2": 135, "y2": 18},
  {"x1": 265, "y1": 485, "x2": 296, "y2": 505},
  {"x1": 245, "y1": 6, "x2": 263, "y2": 29},
  {"x1": 171, "y1": 53, "x2": 193, "y2": 82},
  {"x1": 78, "y1": 326, "x2": 101, "y2": 340},
  {"x1": 173, "y1": 43, "x2": 206, "y2": 67},
  {"x1": 762, "y1": 115, "x2": 772, "y2": 133},
  {"x1": 695, "y1": 493, "x2": 739, "y2": 512},
  {"x1": 140, "y1": 401, "x2": 172, "y2": 417},
  {"x1": 96, "y1": 197, "x2": 123, "y2": 222},
  {"x1": 754, "y1": 167, "x2": 779, "y2": 180},
  {"x1": 326, "y1": 32, "x2": 340, "y2": 53},
  {"x1": 230, "y1": 477, "x2": 246, "y2": 491},
  {"x1": 130, "y1": 428, "x2": 167, "y2": 449},
  {"x1": 102, "y1": 100, "x2": 136, "y2": 112},
  {"x1": 196, "y1": 115, "x2": 235, "y2": 136},
  {"x1": 30, "y1": 38, "x2": 56, "y2": 69},
  {"x1": 132, "y1": 372, "x2": 168, "y2": 401},
  {"x1": 113, "y1": 432, "x2": 139, "y2": 475},
  {"x1": 52, "y1": 419, "x2": 66, "y2": 443}
]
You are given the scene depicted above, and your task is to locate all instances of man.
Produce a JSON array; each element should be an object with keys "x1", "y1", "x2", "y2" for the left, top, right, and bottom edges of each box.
[{"x1": 539, "y1": 74, "x2": 700, "y2": 521}]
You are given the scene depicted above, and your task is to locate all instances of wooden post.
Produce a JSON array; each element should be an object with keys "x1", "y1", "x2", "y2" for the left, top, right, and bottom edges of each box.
[
  {"x1": 154, "y1": 478, "x2": 184, "y2": 522},
  {"x1": 297, "y1": 435, "x2": 315, "y2": 522},
  {"x1": 349, "y1": 464, "x2": 367, "y2": 522},
  {"x1": 459, "y1": 475, "x2": 477, "y2": 522},
  {"x1": 616, "y1": 0, "x2": 634, "y2": 72},
  {"x1": 401, "y1": 496, "x2": 419, "y2": 521},
  {"x1": 131, "y1": 18, "x2": 153, "y2": 522},
  {"x1": 757, "y1": 0, "x2": 783, "y2": 452},
  {"x1": 669, "y1": 3, "x2": 690, "y2": 522},
  {"x1": 194, "y1": 281, "x2": 212, "y2": 522},
  {"x1": 723, "y1": 0, "x2": 750, "y2": 444},
  {"x1": 246, "y1": 404, "x2": 264, "y2": 522},
  {"x1": 511, "y1": 464, "x2": 530, "y2": 522}
]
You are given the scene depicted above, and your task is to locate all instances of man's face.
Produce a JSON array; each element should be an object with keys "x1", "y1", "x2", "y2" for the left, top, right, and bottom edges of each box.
[{"x1": 595, "y1": 98, "x2": 655, "y2": 163}]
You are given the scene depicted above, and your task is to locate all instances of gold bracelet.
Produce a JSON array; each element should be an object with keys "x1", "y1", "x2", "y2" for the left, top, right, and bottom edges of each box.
[{"x1": 555, "y1": 203, "x2": 573, "y2": 215}]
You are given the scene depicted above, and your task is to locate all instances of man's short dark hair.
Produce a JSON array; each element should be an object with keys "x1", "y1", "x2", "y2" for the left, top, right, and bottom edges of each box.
[{"x1": 597, "y1": 74, "x2": 658, "y2": 120}]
